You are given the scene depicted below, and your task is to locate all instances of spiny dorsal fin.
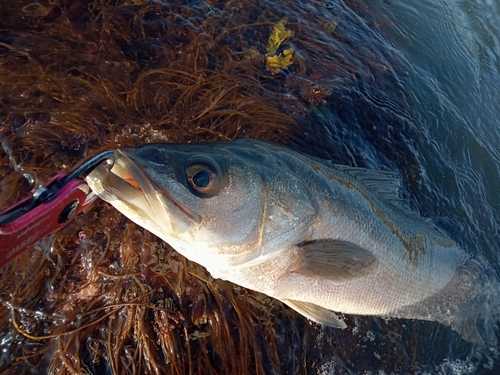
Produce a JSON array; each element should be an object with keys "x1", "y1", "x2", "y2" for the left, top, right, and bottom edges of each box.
[{"x1": 334, "y1": 165, "x2": 402, "y2": 205}]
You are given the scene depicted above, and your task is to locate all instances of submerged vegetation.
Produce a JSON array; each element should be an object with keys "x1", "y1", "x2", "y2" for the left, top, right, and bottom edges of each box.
[{"x1": 0, "y1": 0, "x2": 413, "y2": 374}]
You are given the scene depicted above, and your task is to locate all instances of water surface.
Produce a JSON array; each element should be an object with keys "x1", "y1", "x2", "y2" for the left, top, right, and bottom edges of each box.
[{"x1": 286, "y1": 0, "x2": 500, "y2": 373}]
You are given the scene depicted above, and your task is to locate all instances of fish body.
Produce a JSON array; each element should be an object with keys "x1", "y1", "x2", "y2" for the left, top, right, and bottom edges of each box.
[{"x1": 86, "y1": 139, "x2": 489, "y2": 337}]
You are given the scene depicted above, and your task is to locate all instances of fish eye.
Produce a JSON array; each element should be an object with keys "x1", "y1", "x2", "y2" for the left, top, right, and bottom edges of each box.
[
  {"x1": 185, "y1": 157, "x2": 227, "y2": 198},
  {"x1": 191, "y1": 170, "x2": 212, "y2": 188},
  {"x1": 186, "y1": 164, "x2": 216, "y2": 195}
]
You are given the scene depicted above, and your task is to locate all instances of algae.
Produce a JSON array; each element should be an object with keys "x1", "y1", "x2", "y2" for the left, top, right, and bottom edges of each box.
[
  {"x1": 266, "y1": 17, "x2": 294, "y2": 74},
  {"x1": 0, "y1": 0, "x2": 412, "y2": 374}
]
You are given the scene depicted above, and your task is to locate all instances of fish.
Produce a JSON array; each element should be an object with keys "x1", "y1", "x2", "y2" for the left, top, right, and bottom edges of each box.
[{"x1": 85, "y1": 139, "x2": 496, "y2": 341}]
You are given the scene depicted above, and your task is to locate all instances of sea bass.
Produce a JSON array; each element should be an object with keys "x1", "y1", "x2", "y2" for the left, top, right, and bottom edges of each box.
[{"x1": 85, "y1": 139, "x2": 493, "y2": 339}]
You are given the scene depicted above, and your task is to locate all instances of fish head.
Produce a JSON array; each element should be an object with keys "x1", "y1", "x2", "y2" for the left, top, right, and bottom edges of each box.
[{"x1": 86, "y1": 141, "x2": 317, "y2": 269}]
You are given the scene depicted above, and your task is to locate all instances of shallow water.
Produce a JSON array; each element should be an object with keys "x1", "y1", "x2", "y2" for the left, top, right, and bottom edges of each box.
[{"x1": 1, "y1": 0, "x2": 499, "y2": 373}]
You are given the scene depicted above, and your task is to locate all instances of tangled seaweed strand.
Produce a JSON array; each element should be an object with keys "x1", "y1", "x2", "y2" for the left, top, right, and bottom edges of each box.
[
  {"x1": 0, "y1": 0, "x2": 413, "y2": 374},
  {"x1": 1, "y1": 204, "x2": 285, "y2": 375}
]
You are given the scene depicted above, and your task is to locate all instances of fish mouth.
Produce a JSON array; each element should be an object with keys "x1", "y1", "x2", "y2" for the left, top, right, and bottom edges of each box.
[{"x1": 85, "y1": 150, "x2": 200, "y2": 238}]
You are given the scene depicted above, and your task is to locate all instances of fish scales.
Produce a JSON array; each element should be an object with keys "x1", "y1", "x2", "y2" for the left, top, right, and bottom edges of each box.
[
  {"x1": 85, "y1": 139, "x2": 495, "y2": 341},
  {"x1": 217, "y1": 146, "x2": 463, "y2": 315}
]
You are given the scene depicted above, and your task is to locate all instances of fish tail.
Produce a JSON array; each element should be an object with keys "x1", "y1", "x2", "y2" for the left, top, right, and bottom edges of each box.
[{"x1": 391, "y1": 258, "x2": 500, "y2": 346}]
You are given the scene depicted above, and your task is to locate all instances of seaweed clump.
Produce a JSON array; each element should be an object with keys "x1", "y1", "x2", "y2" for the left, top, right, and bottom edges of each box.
[
  {"x1": 1, "y1": 203, "x2": 290, "y2": 374},
  {"x1": 0, "y1": 0, "x2": 411, "y2": 374}
]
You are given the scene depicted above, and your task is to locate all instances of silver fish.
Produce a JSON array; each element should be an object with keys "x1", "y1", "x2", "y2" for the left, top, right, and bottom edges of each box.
[{"x1": 86, "y1": 139, "x2": 494, "y2": 341}]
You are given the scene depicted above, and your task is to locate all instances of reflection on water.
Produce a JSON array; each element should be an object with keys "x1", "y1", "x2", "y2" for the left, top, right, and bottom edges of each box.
[{"x1": 0, "y1": 0, "x2": 499, "y2": 374}]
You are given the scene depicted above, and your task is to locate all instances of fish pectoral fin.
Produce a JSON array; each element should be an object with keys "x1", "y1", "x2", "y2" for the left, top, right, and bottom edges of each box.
[
  {"x1": 294, "y1": 240, "x2": 378, "y2": 282},
  {"x1": 280, "y1": 299, "x2": 347, "y2": 329}
]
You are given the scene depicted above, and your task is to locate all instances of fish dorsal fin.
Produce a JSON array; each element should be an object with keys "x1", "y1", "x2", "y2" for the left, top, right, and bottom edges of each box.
[
  {"x1": 280, "y1": 299, "x2": 347, "y2": 328},
  {"x1": 334, "y1": 165, "x2": 402, "y2": 204},
  {"x1": 294, "y1": 240, "x2": 378, "y2": 282}
]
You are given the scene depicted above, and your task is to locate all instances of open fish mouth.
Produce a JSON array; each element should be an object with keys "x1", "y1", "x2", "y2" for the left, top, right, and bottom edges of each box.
[{"x1": 85, "y1": 150, "x2": 200, "y2": 238}]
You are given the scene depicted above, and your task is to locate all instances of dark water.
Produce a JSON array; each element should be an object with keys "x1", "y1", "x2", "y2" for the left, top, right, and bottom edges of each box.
[
  {"x1": 1, "y1": 0, "x2": 499, "y2": 373},
  {"x1": 285, "y1": 0, "x2": 500, "y2": 373}
]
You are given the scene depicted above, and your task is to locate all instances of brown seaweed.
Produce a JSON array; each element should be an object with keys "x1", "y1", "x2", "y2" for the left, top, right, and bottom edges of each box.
[{"x1": 0, "y1": 0, "x2": 409, "y2": 374}]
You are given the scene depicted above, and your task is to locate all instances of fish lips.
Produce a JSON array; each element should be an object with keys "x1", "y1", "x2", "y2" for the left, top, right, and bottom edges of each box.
[{"x1": 86, "y1": 150, "x2": 201, "y2": 238}]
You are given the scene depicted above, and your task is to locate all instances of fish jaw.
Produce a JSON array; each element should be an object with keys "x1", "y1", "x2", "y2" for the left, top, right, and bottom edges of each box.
[
  {"x1": 85, "y1": 142, "x2": 322, "y2": 273},
  {"x1": 85, "y1": 146, "x2": 270, "y2": 269},
  {"x1": 85, "y1": 150, "x2": 201, "y2": 242}
]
